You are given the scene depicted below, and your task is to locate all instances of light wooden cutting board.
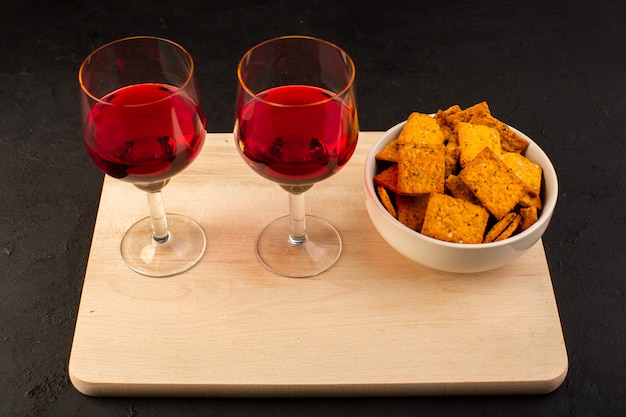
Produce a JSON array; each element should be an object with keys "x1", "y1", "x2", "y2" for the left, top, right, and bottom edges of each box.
[{"x1": 68, "y1": 132, "x2": 568, "y2": 397}]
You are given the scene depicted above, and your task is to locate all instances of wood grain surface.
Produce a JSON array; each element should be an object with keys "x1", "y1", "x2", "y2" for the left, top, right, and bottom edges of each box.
[{"x1": 68, "y1": 132, "x2": 568, "y2": 397}]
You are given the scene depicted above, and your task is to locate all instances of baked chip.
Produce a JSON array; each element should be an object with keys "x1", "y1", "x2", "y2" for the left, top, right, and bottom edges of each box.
[
  {"x1": 398, "y1": 112, "x2": 445, "y2": 146},
  {"x1": 373, "y1": 164, "x2": 399, "y2": 193},
  {"x1": 397, "y1": 142, "x2": 445, "y2": 195},
  {"x1": 498, "y1": 126, "x2": 529, "y2": 153},
  {"x1": 519, "y1": 192, "x2": 543, "y2": 210},
  {"x1": 421, "y1": 193, "x2": 490, "y2": 244},
  {"x1": 457, "y1": 122, "x2": 502, "y2": 166},
  {"x1": 439, "y1": 124, "x2": 454, "y2": 144},
  {"x1": 484, "y1": 212, "x2": 521, "y2": 243},
  {"x1": 445, "y1": 174, "x2": 481, "y2": 205},
  {"x1": 375, "y1": 138, "x2": 400, "y2": 162},
  {"x1": 501, "y1": 152, "x2": 542, "y2": 196},
  {"x1": 465, "y1": 102, "x2": 528, "y2": 153},
  {"x1": 435, "y1": 104, "x2": 466, "y2": 129},
  {"x1": 377, "y1": 185, "x2": 397, "y2": 218},
  {"x1": 458, "y1": 147, "x2": 527, "y2": 219},
  {"x1": 444, "y1": 138, "x2": 460, "y2": 178},
  {"x1": 396, "y1": 194, "x2": 430, "y2": 231},
  {"x1": 519, "y1": 206, "x2": 539, "y2": 231}
]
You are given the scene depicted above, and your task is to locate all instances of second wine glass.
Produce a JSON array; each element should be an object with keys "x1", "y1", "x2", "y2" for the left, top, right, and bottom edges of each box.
[{"x1": 234, "y1": 36, "x2": 359, "y2": 278}]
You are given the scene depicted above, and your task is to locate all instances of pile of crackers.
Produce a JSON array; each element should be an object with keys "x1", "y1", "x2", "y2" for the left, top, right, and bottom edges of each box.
[{"x1": 374, "y1": 102, "x2": 543, "y2": 244}]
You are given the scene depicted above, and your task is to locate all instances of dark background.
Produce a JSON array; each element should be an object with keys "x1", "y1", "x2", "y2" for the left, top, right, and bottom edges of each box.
[{"x1": 1, "y1": 0, "x2": 624, "y2": 416}]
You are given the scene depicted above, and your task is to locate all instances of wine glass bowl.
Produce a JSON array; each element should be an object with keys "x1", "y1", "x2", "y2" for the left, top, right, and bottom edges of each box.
[
  {"x1": 235, "y1": 36, "x2": 359, "y2": 278},
  {"x1": 79, "y1": 36, "x2": 207, "y2": 277}
]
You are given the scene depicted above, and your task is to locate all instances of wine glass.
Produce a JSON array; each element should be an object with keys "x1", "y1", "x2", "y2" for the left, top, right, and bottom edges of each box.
[
  {"x1": 79, "y1": 36, "x2": 207, "y2": 277},
  {"x1": 234, "y1": 36, "x2": 359, "y2": 278}
]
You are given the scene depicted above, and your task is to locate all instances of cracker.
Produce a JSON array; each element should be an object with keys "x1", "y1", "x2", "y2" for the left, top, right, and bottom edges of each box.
[
  {"x1": 493, "y1": 214, "x2": 521, "y2": 241},
  {"x1": 465, "y1": 102, "x2": 528, "y2": 153},
  {"x1": 445, "y1": 174, "x2": 481, "y2": 205},
  {"x1": 435, "y1": 104, "x2": 466, "y2": 129},
  {"x1": 458, "y1": 147, "x2": 527, "y2": 219},
  {"x1": 421, "y1": 193, "x2": 490, "y2": 244},
  {"x1": 398, "y1": 112, "x2": 445, "y2": 146},
  {"x1": 519, "y1": 206, "x2": 539, "y2": 231},
  {"x1": 397, "y1": 142, "x2": 445, "y2": 195},
  {"x1": 375, "y1": 138, "x2": 400, "y2": 162},
  {"x1": 484, "y1": 212, "x2": 521, "y2": 243},
  {"x1": 439, "y1": 124, "x2": 454, "y2": 144},
  {"x1": 444, "y1": 138, "x2": 460, "y2": 178},
  {"x1": 501, "y1": 152, "x2": 542, "y2": 196},
  {"x1": 396, "y1": 194, "x2": 430, "y2": 231},
  {"x1": 457, "y1": 122, "x2": 502, "y2": 166},
  {"x1": 373, "y1": 164, "x2": 399, "y2": 193},
  {"x1": 377, "y1": 185, "x2": 397, "y2": 218},
  {"x1": 519, "y1": 192, "x2": 543, "y2": 210}
]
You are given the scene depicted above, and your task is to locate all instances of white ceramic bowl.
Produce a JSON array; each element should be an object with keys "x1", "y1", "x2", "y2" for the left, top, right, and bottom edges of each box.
[{"x1": 364, "y1": 120, "x2": 558, "y2": 273}]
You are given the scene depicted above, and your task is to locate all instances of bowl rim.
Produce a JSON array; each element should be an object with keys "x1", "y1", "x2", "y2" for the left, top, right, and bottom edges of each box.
[{"x1": 364, "y1": 118, "x2": 559, "y2": 250}]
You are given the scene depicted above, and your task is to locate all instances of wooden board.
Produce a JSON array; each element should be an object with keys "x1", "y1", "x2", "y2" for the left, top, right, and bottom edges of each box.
[{"x1": 68, "y1": 132, "x2": 568, "y2": 397}]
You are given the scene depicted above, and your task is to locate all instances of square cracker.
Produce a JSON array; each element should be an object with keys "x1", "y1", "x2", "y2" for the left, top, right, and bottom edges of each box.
[
  {"x1": 397, "y1": 142, "x2": 445, "y2": 195},
  {"x1": 501, "y1": 152, "x2": 542, "y2": 196},
  {"x1": 375, "y1": 138, "x2": 400, "y2": 162},
  {"x1": 421, "y1": 193, "x2": 490, "y2": 244},
  {"x1": 483, "y1": 212, "x2": 521, "y2": 243},
  {"x1": 519, "y1": 206, "x2": 539, "y2": 231},
  {"x1": 458, "y1": 147, "x2": 527, "y2": 220},
  {"x1": 519, "y1": 192, "x2": 543, "y2": 210},
  {"x1": 376, "y1": 185, "x2": 397, "y2": 218},
  {"x1": 398, "y1": 112, "x2": 445, "y2": 146},
  {"x1": 457, "y1": 122, "x2": 502, "y2": 166},
  {"x1": 465, "y1": 101, "x2": 528, "y2": 153},
  {"x1": 445, "y1": 174, "x2": 481, "y2": 205},
  {"x1": 373, "y1": 164, "x2": 399, "y2": 193},
  {"x1": 396, "y1": 194, "x2": 430, "y2": 231},
  {"x1": 434, "y1": 104, "x2": 465, "y2": 129}
]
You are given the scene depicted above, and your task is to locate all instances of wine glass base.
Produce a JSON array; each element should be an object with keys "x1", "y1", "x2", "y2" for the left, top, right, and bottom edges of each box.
[
  {"x1": 120, "y1": 214, "x2": 206, "y2": 278},
  {"x1": 256, "y1": 215, "x2": 342, "y2": 278}
]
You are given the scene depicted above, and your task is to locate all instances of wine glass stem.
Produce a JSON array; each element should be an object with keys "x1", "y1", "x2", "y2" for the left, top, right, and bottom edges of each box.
[
  {"x1": 288, "y1": 191, "x2": 306, "y2": 245},
  {"x1": 147, "y1": 190, "x2": 170, "y2": 243}
]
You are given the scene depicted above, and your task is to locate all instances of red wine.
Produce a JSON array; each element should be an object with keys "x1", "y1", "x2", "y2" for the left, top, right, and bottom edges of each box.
[
  {"x1": 84, "y1": 83, "x2": 205, "y2": 183},
  {"x1": 235, "y1": 85, "x2": 358, "y2": 185}
]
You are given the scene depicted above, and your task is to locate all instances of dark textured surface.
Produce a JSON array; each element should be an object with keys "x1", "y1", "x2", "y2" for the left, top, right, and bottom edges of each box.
[{"x1": 1, "y1": 1, "x2": 624, "y2": 416}]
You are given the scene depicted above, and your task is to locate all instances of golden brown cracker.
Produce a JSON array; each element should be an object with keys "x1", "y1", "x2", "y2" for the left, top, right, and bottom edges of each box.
[
  {"x1": 483, "y1": 212, "x2": 521, "y2": 243},
  {"x1": 439, "y1": 124, "x2": 454, "y2": 144},
  {"x1": 397, "y1": 142, "x2": 445, "y2": 195},
  {"x1": 435, "y1": 104, "x2": 466, "y2": 129},
  {"x1": 445, "y1": 174, "x2": 481, "y2": 205},
  {"x1": 396, "y1": 194, "x2": 430, "y2": 231},
  {"x1": 466, "y1": 103, "x2": 528, "y2": 153},
  {"x1": 464, "y1": 101, "x2": 492, "y2": 120},
  {"x1": 458, "y1": 147, "x2": 527, "y2": 220},
  {"x1": 501, "y1": 152, "x2": 542, "y2": 196},
  {"x1": 373, "y1": 164, "x2": 399, "y2": 193},
  {"x1": 397, "y1": 112, "x2": 445, "y2": 146},
  {"x1": 519, "y1": 192, "x2": 543, "y2": 210},
  {"x1": 421, "y1": 193, "x2": 490, "y2": 244},
  {"x1": 375, "y1": 138, "x2": 400, "y2": 162},
  {"x1": 457, "y1": 122, "x2": 502, "y2": 166},
  {"x1": 519, "y1": 206, "x2": 539, "y2": 231},
  {"x1": 444, "y1": 139, "x2": 460, "y2": 178},
  {"x1": 493, "y1": 214, "x2": 521, "y2": 241},
  {"x1": 376, "y1": 185, "x2": 397, "y2": 218},
  {"x1": 494, "y1": 123, "x2": 528, "y2": 153}
]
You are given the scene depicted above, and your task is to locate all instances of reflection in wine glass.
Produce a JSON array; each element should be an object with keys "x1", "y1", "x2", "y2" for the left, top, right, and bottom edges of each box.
[
  {"x1": 235, "y1": 36, "x2": 359, "y2": 277},
  {"x1": 79, "y1": 36, "x2": 207, "y2": 277}
]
